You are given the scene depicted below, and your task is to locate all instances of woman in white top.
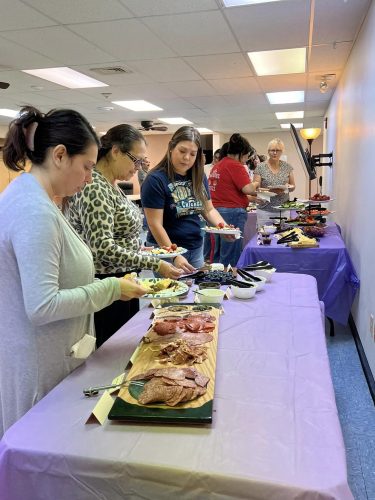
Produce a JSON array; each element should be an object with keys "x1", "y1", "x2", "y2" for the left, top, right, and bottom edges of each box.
[
  {"x1": 253, "y1": 138, "x2": 295, "y2": 226},
  {"x1": 0, "y1": 106, "x2": 147, "y2": 437}
]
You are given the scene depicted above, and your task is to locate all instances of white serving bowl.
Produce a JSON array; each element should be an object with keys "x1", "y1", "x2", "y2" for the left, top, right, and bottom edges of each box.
[
  {"x1": 197, "y1": 288, "x2": 225, "y2": 304},
  {"x1": 251, "y1": 268, "x2": 276, "y2": 282},
  {"x1": 231, "y1": 283, "x2": 257, "y2": 299},
  {"x1": 263, "y1": 225, "x2": 277, "y2": 235},
  {"x1": 253, "y1": 276, "x2": 267, "y2": 291},
  {"x1": 210, "y1": 263, "x2": 225, "y2": 271}
]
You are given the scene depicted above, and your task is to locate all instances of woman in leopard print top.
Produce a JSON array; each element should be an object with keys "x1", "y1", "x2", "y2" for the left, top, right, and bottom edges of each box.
[{"x1": 66, "y1": 125, "x2": 181, "y2": 347}]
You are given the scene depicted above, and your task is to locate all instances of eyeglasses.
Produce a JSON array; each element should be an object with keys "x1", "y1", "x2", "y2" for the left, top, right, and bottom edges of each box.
[
  {"x1": 268, "y1": 149, "x2": 282, "y2": 153},
  {"x1": 124, "y1": 151, "x2": 144, "y2": 168}
]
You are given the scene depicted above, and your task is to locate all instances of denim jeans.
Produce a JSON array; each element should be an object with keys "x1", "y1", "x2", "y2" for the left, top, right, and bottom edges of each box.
[
  {"x1": 212, "y1": 207, "x2": 247, "y2": 267},
  {"x1": 146, "y1": 241, "x2": 204, "y2": 271}
]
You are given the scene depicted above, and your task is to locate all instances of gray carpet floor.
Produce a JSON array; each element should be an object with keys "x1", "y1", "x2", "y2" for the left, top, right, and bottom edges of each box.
[{"x1": 326, "y1": 321, "x2": 375, "y2": 500}]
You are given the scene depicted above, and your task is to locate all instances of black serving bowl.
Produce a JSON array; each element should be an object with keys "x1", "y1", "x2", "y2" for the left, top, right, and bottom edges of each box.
[{"x1": 198, "y1": 281, "x2": 221, "y2": 290}]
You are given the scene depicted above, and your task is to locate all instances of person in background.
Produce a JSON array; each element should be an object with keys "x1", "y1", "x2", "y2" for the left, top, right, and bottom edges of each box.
[
  {"x1": 208, "y1": 133, "x2": 259, "y2": 267},
  {"x1": 253, "y1": 138, "x2": 295, "y2": 226},
  {"x1": 137, "y1": 156, "x2": 150, "y2": 187},
  {"x1": 258, "y1": 154, "x2": 267, "y2": 163},
  {"x1": 219, "y1": 142, "x2": 229, "y2": 160},
  {"x1": 203, "y1": 148, "x2": 221, "y2": 263},
  {"x1": 204, "y1": 148, "x2": 221, "y2": 178},
  {"x1": 0, "y1": 106, "x2": 148, "y2": 437},
  {"x1": 141, "y1": 126, "x2": 232, "y2": 272},
  {"x1": 65, "y1": 125, "x2": 181, "y2": 347}
]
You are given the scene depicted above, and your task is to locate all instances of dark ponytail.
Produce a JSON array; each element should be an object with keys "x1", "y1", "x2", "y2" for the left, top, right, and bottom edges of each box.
[
  {"x1": 97, "y1": 124, "x2": 145, "y2": 161},
  {"x1": 3, "y1": 105, "x2": 99, "y2": 172},
  {"x1": 227, "y1": 133, "x2": 254, "y2": 157}
]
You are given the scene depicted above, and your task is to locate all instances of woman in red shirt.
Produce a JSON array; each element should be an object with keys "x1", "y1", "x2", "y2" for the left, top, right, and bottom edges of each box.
[{"x1": 208, "y1": 133, "x2": 258, "y2": 266}]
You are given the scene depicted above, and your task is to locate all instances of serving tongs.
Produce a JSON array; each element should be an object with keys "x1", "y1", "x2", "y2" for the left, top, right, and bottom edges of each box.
[
  {"x1": 243, "y1": 262, "x2": 273, "y2": 271},
  {"x1": 236, "y1": 269, "x2": 262, "y2": 282},
  {"x1": 227, "y1": 278, "x2": 256, "y2": 288},
  {"x1": 276, "y1": 231, "x2": 299, "y2": 244},
  {"x1": 83, "y1": 380, "x2": 144, "y2": 397}
]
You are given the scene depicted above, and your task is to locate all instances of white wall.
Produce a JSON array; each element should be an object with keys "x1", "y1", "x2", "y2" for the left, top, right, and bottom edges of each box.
[{"x1": 325, "y1": 1, "x2": 375, "y2": 377}]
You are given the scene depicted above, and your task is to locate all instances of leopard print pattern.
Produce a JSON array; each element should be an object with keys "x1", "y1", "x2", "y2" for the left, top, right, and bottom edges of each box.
[{"x1": 65, "y1": 170, "x2": 160, "y2": 274}]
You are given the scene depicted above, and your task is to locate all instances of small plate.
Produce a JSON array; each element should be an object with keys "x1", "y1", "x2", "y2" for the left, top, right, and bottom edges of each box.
[
  {"x1": 202, "y1": 227, "x2": 241, "y2": 235},
  {"x1": 140, "y1": 247, "x2": 187, "y2": 259},
  {"x1": 269, "y1": 184, "x2": 294, "y2": 190},
  {"x1": 138, "y1": 278, "x2": 189, "y2": 299}
]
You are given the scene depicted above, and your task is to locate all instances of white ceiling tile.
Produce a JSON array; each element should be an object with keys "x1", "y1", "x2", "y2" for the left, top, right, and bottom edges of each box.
[
  {"x1": 68, "y1": 19, "x2": 176, "y2": 60},
  {"x1": 224, "y1": 0, "x2": 310, "y2": 52},
  {"x1": 0, "y1": 37, "x2": 58, "y2": 70},
  {"x1": 0, "y1": 70, "x2": 67, "y2": 92},
  {"x1": 257, "y1": 74, "x2": 308, "y2": 92},
  {"x1": 309, "y1": 42, "x2": 352, "y2": 73},
  {"x1": 184, "y1": 95, "x2": 235, "y2": 112},
  {"x1": 313, "y1": 0, "x2": 371, "y2": 44},
  {"x1": 71, "y1": 63, "x2": 153, "y2": 86},
  {"x1": 22, "y1": 0, "x2": 133, "y2": 24},
  {"x1": 1, "y1": 26, "x2": 116, "y2": 65},
  {"x1": 306, "y1": 89, "x2": 334, "y2": 103},
  {"x1": 0, "y1": 0, "x2": 56, "y2": 31},
  {"x1": 184, "y1": 54, "x2": 252, "y2": 79},
  {"x1": 223, "y1": 93, "x2": 269, "y2": 110},
  {"x1": 81, "y1": 83, "x2": 178, "y2": 101},
  {"x1": 208, "y1": 77, "x2": 260, "y2": 95},
  {"x1": 129, "y1": 59, "x2": 201, "y2": 82},
  {"x1": 121, "y1": 0, "x2": 218, "y2": 16},
  {"x1": 162, "y1": 81, "x2": 216, "y2": 98},
  {"x1": 39, "y1": 89, "x2": 103, "y2": 105},
  {"x1": 143, "y1": 11, "x2": 240, "y2": 56}
]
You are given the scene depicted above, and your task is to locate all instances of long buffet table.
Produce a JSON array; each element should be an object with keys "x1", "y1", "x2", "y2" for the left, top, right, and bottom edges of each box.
[
  {"x1": 237, "y1": 223, "x2": 360, "y2": 325},
  {"x1": 0, "y1": 273, "x2": 353, "y2": 500}
]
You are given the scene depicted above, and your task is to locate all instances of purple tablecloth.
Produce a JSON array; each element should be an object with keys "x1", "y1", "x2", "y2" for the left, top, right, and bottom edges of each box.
[
  {"x1": 0, "y1": 274, "x2": 353, "y2": 500},
  {"x1": 243, "y1": 211, "x2": 257, "y2": 248},
  {"x1": 237, "y1": 223, "x2": 360, "y2": 325}
]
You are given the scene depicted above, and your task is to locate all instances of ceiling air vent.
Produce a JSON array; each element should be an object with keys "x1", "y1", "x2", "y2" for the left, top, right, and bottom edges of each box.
[{"x1": 89, "y1": 66, "x2": 133, "y2": 75}]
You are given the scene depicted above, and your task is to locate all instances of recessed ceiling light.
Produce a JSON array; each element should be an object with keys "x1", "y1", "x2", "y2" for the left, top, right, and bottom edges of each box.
[
  {"x1": 248, "y1": 48, "x2": 306, "y2": 76},
  {"x1": 280, "y1": 122, "x2": 303, "y2": 129},
  {"x1": 0, "y1": 108, "x2": 18, "y2": 118},
  {"x1": 22, "y1": 67, "x2": 108, "y2": 89},
  {"x1": 275, "y1": 111, "x2": 304, "y2": 120},
  {"x1": 112, "y1": 100, "x2": 162, "y2": 112},
  {"x1": 197, "y1": 128, "x2": 213, "y2": 134},
  {"x1": 158, "y1": 117, "x2": 193, "y2": 125},
  {"x1": 223, "y1": 0, "x2": 282, "y2": 5},
  {"x1": 266, "y1": 91, "x2": 304, "y2": 105}
]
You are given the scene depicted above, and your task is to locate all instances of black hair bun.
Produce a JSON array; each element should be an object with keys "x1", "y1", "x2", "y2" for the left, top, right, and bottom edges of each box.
[{"x1": 229, "y1": 133, "x2": 241, "y2": 144}]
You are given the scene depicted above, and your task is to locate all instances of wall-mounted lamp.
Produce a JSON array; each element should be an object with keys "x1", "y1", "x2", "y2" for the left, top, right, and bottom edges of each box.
[{"x1": 319, "y1": 80, "x2": 328, "y2": 93}]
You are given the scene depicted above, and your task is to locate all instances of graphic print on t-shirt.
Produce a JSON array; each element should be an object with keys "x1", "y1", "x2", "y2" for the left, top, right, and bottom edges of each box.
[{"x1": 168, "y1": 179, "x2": 203, "y2": 217}]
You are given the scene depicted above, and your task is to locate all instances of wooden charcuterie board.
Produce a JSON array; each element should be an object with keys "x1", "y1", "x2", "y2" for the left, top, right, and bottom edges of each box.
[{"x1": 108, "y1": 305, "x2": 221, "y2": 424}]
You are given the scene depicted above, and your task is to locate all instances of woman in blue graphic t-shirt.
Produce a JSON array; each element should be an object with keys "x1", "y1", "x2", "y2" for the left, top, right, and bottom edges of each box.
[{"x1": 141, "y1": 126, "x2": 230, "y2": 273}]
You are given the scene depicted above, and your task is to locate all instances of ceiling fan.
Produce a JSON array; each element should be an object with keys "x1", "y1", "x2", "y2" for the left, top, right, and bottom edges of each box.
[
  {"x1": 0, "y1": 81, "x2": 10, "y2": 89},
  {"x1": 138, "y1": 120, "x2": 168, "y2": 132}
]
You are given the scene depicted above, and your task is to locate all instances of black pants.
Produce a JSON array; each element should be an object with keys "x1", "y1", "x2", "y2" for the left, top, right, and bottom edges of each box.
[{"x1": 94, "y1": 272, "x2": 140, "y2": 348}]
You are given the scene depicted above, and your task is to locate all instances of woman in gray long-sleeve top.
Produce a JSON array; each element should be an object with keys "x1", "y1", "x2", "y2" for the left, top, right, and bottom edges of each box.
[{"x1": 0, "y1": 106, "x2": 147, "y2": 437}]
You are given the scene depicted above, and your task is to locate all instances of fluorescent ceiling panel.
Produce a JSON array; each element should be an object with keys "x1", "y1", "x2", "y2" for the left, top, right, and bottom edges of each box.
[
  {"x1": 112, "y1": 100, "x2": 163, "y2": 111},
  {"x1": 275, "y1": 111, "x2": 304, "y2": 119},
  {"x1": 159, "y1": 117, "x2": 193, "y2": 125},
  {"x1": 223, "y1": 0, "x2": 282, "y2": 5},
  {"x1": 248, "y1": 48, "x2": 306, "y2": 76},
  {"x1": 280, "y1": 122, "x2": 303, "y2": 129},
  {"x1": 197, "y1": 127, "x2": 213, "y2": 133},
  {"x1": 0, "y1": 108, "x2": 19, "y2": 118},
  {"x1": 266, "y1": 91, "x2": 304, "y2": 105},
  {"x1": 22, "y1": 67, "x2": 108, "y2": 89}
]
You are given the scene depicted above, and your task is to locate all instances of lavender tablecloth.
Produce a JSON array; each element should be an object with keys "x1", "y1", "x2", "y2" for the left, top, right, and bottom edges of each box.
[
  {"x1": 237, "y1": 223, "x2": 360, "y2": 325},
  {"x1": 0, "y1": 274, "x2": 353, "y2": 500},
  {"x1": 243, "y1": 211, "x2": 257, "y2": 248}
]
